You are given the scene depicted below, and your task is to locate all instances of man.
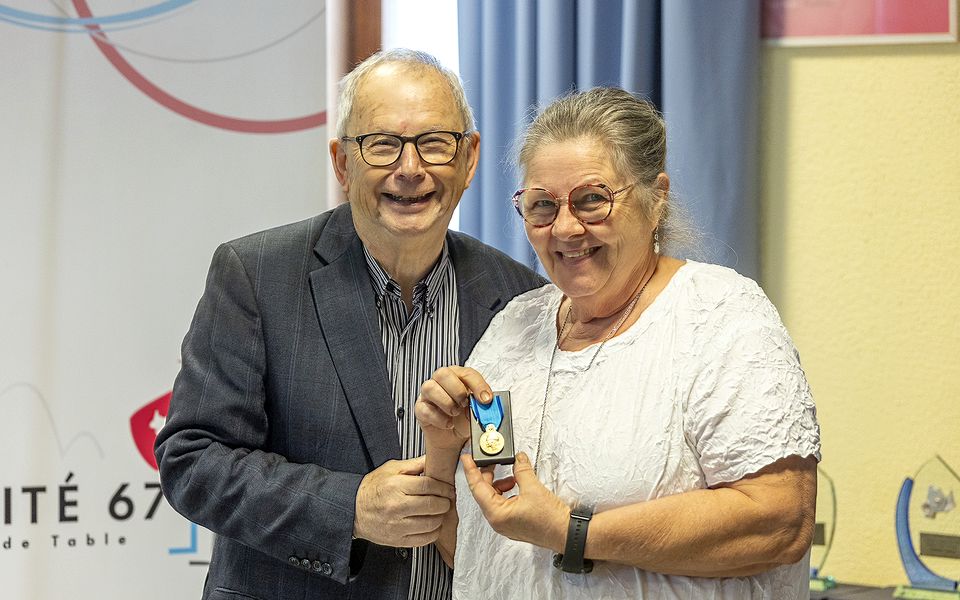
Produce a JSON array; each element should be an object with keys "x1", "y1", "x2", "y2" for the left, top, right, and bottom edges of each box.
[{"x1": 155, "y1": 49, "x2": 544, "y2": 599}]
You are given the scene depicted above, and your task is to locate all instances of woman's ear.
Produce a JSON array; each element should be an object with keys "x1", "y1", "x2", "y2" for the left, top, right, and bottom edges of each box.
[
  {"x1": 655, "y1": 172, "x2": 670, "y2": 195},
  {"x1": 652, "y1": 172, "x2": 670, "y2": 224}
]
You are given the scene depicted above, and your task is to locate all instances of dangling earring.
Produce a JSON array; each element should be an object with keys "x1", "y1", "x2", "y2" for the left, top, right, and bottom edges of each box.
[{"x1": 653, "y1": 227, "x2": 660, "y2": 255}]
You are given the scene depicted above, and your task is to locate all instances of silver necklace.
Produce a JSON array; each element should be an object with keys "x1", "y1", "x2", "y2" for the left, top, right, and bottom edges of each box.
[{"x1": 532, "y1": 277, "x2": 652, "y2": 472}]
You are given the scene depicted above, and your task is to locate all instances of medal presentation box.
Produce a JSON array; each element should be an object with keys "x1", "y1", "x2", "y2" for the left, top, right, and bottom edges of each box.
[
  {"x1": 469, "y1": 391, "x2": 515, "y2": 467},
  {"x1": 894, "y1": 455, "x2": 960, "y2": 599}
]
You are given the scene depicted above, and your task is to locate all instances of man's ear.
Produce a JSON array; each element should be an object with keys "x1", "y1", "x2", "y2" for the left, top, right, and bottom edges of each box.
[
  {"x1": 462, "y1": 131, "x2": 481, "y2": 189},
  {"x1": 329, "y1": 137, "x2": 349, "y2": 191}
]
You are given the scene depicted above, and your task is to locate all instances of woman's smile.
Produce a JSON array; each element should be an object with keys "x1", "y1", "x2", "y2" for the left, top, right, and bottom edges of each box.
[{"x1": 556, "y1": 247, "x2": 600, "y2": 260}]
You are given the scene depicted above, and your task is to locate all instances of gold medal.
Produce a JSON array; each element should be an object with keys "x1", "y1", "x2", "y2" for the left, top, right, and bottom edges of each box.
[{"x1": 478, "y1": 423, "x2": 504, "y2": 455}]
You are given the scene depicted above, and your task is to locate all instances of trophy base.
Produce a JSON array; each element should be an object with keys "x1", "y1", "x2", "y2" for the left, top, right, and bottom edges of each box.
[
  {"x1": 809, "y1": 576, "x2": 837, "y2": 592},
  {"x1": 894, "y1": 586, "x2": 960, "y2": 600}
]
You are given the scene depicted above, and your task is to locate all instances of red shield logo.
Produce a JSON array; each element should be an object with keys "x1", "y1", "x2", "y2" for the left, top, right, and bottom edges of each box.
[{"x1": 130, "y1": 391, "x2": 171, "y2": 470}]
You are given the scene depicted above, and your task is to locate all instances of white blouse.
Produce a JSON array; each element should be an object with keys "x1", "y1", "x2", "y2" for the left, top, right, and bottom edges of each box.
[{"x1": 453, "y1": 261, "x2": 821, "y2": 600}]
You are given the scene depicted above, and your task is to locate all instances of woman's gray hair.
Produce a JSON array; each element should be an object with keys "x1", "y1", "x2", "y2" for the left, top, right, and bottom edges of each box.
[
  {"x1": 336, "y1": 48, "x2": 475, "y2": 137},
  {"x1": 515, "y1": 87, "x2": 699, "y2": 255}
]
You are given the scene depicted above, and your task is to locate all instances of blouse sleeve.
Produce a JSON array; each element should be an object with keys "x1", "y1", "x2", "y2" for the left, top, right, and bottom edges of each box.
[{"x1": 684, "y1": 287, "x2": 821, "y2": 487}]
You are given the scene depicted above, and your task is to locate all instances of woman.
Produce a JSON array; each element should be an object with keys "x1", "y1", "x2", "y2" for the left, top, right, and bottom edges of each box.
[{"x1": 416, "y1": 88, "x2": 820, "y2": 599}]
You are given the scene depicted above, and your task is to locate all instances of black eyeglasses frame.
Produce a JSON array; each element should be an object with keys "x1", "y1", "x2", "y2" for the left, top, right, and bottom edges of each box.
[{"x1": 339, "y1": 130, "x2": 470, "y2": 167}]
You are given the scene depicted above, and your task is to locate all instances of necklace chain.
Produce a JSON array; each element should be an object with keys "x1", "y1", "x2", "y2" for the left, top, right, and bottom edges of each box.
[{"x1": 532, "y1": 277, "x2": 652, "y2": 472}]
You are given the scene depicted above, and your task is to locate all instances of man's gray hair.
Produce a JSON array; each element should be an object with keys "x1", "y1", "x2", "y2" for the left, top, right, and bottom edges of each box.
[{"x1": 336, "y1": 48, "x2": 475, "y2": 137}]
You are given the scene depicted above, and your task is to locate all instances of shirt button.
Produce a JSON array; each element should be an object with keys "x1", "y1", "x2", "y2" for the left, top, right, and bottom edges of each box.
[
  {"x1": 396, "y1": 548, "x2": 409, "y2": 560},
  {"x1": 288, "y1": 556, "x2": 299, "y2": 566},
  {"x1": 320, "y1": 562, "x2": 333, "y2": 576},
  {"x1": 396, "y1": 407, "x2": 405, "y2": 419}
]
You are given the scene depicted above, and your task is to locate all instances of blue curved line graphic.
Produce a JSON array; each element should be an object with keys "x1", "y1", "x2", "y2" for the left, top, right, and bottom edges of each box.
[
  {"x1": 82, "y1": 7, "x2": 325, "y2": 63},
  {"x1": 895, "y1": 477, "x2": 958, "y2": 592},
  {"x1": 0, "y1": 11, "x2": 184, "y2": 34},
  {"x1": 19, "y1": 1, "x2": 323, "y2": 63},
  {"x1": 0, "y1": 0, "x2": 194, "y2": 26}
]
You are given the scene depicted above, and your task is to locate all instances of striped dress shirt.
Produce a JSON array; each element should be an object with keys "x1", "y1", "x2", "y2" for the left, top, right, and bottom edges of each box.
[{"x1": 363, "y1": 244, "x2": 458, "y2": 600}]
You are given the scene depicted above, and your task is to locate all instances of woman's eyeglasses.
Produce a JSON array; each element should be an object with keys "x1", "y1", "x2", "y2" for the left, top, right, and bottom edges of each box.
[{"x1": 512, "y1": 183, "x2": 634, "y2": 227}]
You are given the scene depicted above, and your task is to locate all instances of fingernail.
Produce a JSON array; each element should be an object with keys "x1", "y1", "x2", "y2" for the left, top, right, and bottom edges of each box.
[
  {"x1": 517, "y1": 452, "x2": 528, "y2": 463},
  {"x1": 481, "y1": 391, "x2": 492, "y2": 403}
]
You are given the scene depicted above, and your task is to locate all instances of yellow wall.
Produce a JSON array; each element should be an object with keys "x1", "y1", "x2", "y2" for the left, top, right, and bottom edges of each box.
[{"x1": 761, "y1": 42, "x2": 960, "y2": 586}]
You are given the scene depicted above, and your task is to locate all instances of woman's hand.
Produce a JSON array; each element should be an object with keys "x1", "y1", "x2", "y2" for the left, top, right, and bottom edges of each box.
[
  {"x1": 461, "y1": 451, "x2": 570, "y2": 553},
  {"x1": 416, "y1": 366, "x2": 492, "y2": 452}
]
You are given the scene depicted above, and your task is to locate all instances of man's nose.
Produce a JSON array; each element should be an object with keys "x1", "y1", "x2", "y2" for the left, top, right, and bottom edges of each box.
[{"x1": 396, "y1": 141, "x2": 426, "y2": 177}]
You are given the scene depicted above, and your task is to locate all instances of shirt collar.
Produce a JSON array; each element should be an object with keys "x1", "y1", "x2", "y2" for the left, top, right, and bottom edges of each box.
[{"x1": 363, "y1": 242, "x2": 452, "y2": 309}]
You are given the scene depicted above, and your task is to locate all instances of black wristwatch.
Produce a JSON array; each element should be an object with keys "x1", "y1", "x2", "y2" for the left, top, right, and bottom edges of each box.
[{"x1": 552, "y1": 505, "x2": 594, "y2": 573}]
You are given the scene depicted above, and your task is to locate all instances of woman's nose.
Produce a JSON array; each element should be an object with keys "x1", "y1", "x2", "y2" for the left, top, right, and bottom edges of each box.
[{"x1": 551, "y1": 202, "x2": 586, "y2": 239}]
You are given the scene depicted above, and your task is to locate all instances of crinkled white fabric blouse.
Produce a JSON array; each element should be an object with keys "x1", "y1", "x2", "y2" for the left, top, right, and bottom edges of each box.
[{"x1": 453, "y1": 261, "x2": 821, "y2": 600}]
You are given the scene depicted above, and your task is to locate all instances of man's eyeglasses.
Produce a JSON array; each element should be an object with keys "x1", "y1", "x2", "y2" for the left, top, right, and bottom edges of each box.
[
  {"x1": 340, "y1": 130, "x2": 468, "y2": 167},
  {"x1": 512, "y1": 183, "x2": 635, "y2": 227}
]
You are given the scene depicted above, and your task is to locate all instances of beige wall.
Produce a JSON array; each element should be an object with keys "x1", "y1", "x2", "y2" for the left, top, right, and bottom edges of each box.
[{"x1": 761, "y1": 42, "x2": 960, "y2": 586}]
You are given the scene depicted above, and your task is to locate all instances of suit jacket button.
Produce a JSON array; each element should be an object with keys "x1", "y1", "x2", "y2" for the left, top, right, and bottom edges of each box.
[
  {"x1": 312, "y1": 560, "x2": 322, "y2": 572},
  {"x1": 288, "y1": 556, "x2": 299, "y2": 566},
  {"x1": 320, "y1": 562, "x2": 333, "y2": 576},
  {"x1": 396, "y1": 548, "x2": 409, "y2": 559},
  {"x1": 300, "y1": 558, "x2": 311, "y2": 569}
]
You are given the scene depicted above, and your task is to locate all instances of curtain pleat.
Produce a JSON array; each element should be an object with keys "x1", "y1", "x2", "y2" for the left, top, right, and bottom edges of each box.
[{"x1": 458, "y1": 0, "x2": 760, "y2": 278}]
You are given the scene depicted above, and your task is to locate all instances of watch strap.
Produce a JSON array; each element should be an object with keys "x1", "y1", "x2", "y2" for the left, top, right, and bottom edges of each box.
[{"x1": 553, "y1": 505, "x2": 594, "y2": 573}]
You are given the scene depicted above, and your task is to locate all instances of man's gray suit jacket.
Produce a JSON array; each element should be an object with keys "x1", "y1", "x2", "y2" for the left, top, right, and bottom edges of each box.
[{"x1": 155, "y1": 203, "x2": 545, "y2": 600}]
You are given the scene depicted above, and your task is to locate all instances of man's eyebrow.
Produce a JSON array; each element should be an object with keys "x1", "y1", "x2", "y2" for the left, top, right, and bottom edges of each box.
[{"x1": 364, "y1": 126, "x2": 458, "y2": 134}]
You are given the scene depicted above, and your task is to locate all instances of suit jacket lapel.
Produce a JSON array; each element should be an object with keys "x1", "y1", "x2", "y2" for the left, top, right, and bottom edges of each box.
[
  {"x1": 449, "y1": 234, "x2": 505, "y2": 365},
  {"x1": 309, "y1": 207, "x2": 400, "y2": 468}
]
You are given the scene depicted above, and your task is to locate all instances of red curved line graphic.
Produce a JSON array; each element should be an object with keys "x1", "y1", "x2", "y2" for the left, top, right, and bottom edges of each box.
[{"x1": 71, "y1": 0, "x2": 325, "y2": 134}]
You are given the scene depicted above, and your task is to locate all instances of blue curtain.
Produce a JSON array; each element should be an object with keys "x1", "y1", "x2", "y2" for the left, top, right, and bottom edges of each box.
[{"x1": 457, "y1": 0, "x2": 760, "y2": 278}]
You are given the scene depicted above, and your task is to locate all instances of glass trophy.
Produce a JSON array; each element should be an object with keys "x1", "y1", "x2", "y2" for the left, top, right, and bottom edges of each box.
[
  {"x1": 894, "y1": 455, "x2": 960, "y2": 599},
  {"x1": 810, "y1": 466, "x2": 837, "y2": 592}
]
